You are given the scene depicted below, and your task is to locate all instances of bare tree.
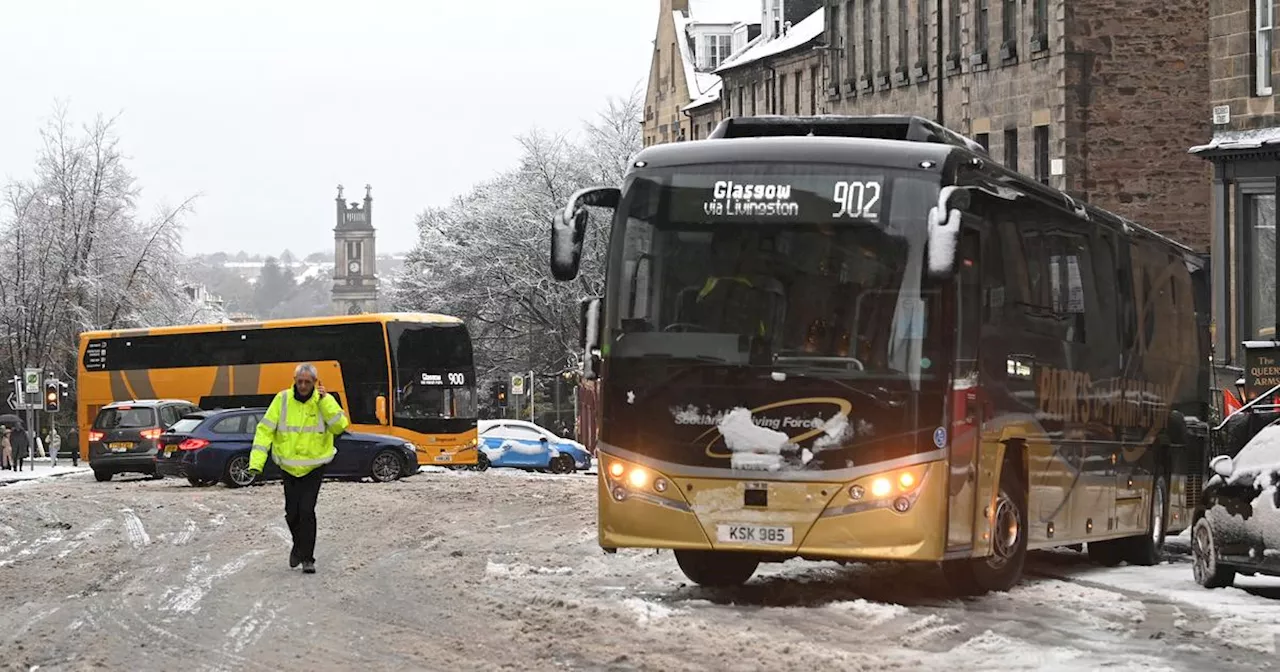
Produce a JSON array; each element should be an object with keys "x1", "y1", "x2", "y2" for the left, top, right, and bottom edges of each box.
[{"x1": 394, "y1": 91, "x2": 642, "y2": 387}]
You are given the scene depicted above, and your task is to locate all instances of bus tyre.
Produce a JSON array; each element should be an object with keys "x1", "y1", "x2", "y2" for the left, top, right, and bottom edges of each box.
[
  {"x1": 674, "y1": 550, "x2": 759, "y2": 587},
  {"x1": 942, "y1": 465, "x2": 1027, "y2": 595},
  {"x1": 1126, "y1": 474, "x2": 1168, "y2": 566},
  {"x1": 473, "y1": 452, "x2": 490, "y2": 472}
]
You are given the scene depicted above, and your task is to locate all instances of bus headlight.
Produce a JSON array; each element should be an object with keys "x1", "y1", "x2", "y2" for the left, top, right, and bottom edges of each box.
[
  {"x1": 627, "y1": 468, "x2": 649, "y2": 489},
  {"x1": 870, "y1": 477, "x2": 892, "y2": 498},
  {"x1": 609, "y1": 462, "x2": 625, "y2": 478}
]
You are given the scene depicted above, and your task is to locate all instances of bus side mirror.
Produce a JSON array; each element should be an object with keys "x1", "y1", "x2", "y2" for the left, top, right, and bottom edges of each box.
[
  {"x1": 580, "y1": 296, "x2": 603, "y2": 381},
  {"x1": 376, "y1": 395, "x2": 388, "y2": 426},
  {"x1": 551, "y1": 186, "x2": 620, "y2": 282},
  {"x1": 926, "y1": 186, "x2": 970, "y2": 277},
  {"x1": 1211, "y1": 454, "x2": 1234, "y2": 478}
]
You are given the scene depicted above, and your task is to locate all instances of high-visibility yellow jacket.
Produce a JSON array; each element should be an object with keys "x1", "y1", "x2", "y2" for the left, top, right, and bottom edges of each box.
[{"x1": 250, "y1": 389, "x2": 350, "y2": 477}]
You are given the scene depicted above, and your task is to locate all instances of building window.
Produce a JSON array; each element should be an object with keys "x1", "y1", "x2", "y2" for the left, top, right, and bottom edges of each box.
[
  {"x1": 1004, "y1": 128, "x2": 1018, "y2": 171},
  {"x1": 700, "y1": 34, "x2": 733, "y2": 71},
  {"x1": 670, "y1": 43, "x2": 677, "y2": 91},
  {"x1": 976, "y1": 132, "x2": 990, "y2": 152},
  {"x1": 845, "y1": 0, "x2": 857, "y2": 83},
  {"x1": 1248, "y1": 193, "x2": 1278, "y2": 338},
  {"x1": 918, "y1": 0, "x2": 930, "y2": 67},
  {"x1": 899, "y1": 0, "x2": 909, "y2": 71},
  {"x1": 1002, "y1": 0, "x2": 1017, "y2": 45},
  {"x1": 1034, "y1": 125, "x2": 1049, "y2": 184},
  {"x1": 864, "y1": 0, "x2": 874, "y2": 76},
  {"x1": 810, "y1": 65, "x2": 819, "y2": 112},
  {"x1": 949, "y1": 0, "x2": 961, "y2": 57},
  {"x1": 794, "y1": 70, "x2": 802, "y2": 112},
  {"x1": 975, "y1": 0, "x2": 990, "y2": 54},
  {"x1": 1033, "y1": 0, "x2": 1049, "y2": 42},
  {"x1": 1258, "y1": 0, "x2": 1274, "y2": 96},
  {"x1": 779, "y1": 74, "x2": 787, "y2": 113},
  {"x1": 737, "y1": 87, "x2": 744, "y2": 115},
  {"x1": 880, "y1": 0, "x2": 890, "y2": 75},
  {"x1": 750, "y1": 82, "x2": 758, "y2": 114}
]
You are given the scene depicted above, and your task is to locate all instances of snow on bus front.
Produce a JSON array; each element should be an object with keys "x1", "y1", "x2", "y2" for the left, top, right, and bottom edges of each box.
[{"x1": 598, "y1": 161, "x2": 949, "y2": 474}]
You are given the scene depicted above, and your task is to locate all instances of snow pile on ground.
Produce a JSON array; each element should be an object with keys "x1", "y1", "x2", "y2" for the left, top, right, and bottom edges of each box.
[
  {"x1": 822, "y1": 598, "x2": 908, "y2": 625},
  {"x1": 0, "y1": 465, "x2": 90, "y2": 486},
  {"x1": 485, "y1": 560, "x2": 574, "y2": 578},
  {"x1": 620, "y1": 597, "x2": 678, "y2": 625}
]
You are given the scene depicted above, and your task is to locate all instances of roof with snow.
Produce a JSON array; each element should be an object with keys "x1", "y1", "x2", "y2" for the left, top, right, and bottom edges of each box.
[
  {"x1": 1189, "y1": 127, "x2": 1280, "y2": 156},
  {"x1": 688, "y1": 0, "x2": 760, "y2": 25},
  {"x1": 714, "y1": 6, "x2": 824, "y2": 74},
  {"x1": 683, "y1": 79, "x2": 723, "y2": 112},
  {"x1": 672, "y1": 11, "x2": 720, "y2": 100}
]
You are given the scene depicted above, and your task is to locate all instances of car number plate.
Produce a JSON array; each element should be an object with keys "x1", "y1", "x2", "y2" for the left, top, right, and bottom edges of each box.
[
  {"x1": 164, "y1": 446, "x2": 175, "y2": 457},
  {"x1": 716, "y1": 524, "x2": 793, "y2": 546},
  {"x1": 109, "y1": 442, "x2": 132, "y2": 452}
]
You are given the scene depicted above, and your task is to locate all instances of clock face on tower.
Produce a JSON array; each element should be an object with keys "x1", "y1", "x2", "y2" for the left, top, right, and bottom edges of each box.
[{"x1": 348, "y1": 260, "x2": 361, "y2": 274}]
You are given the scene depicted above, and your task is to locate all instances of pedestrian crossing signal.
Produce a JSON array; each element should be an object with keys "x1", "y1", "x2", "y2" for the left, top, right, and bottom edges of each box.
[{"x1": 44, "y1": 380, "x2": 59, "y2": 412}]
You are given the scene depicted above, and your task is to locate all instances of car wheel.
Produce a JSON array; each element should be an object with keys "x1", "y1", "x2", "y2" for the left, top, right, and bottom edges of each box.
[
  {"x1": 1192, "y1": 517, "x2": 1235, "y2": 588},
  {"x1": 370, "y1": 449, "x2": 403, "y2": 483},
  {"x1": 93, "y1": 469, "x2": 112, "y2": 482},
  {"x1": 674, "y1": 550, "x2": 759, "y2": 587},
  {"x1": 186, "y1": 475, "x2": 216, "y2": 487},
  {"x1": 223, "y1": 455, "x2": 257, "y2": 488},
  {"x1": 942, "y1": 463, "x2": 1027, "y2": 594}
]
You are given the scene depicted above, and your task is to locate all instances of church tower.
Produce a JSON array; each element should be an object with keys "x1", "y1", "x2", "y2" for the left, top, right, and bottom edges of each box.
[{"x1": 332, "y1": 184, "x2": 379, "y2": 315}]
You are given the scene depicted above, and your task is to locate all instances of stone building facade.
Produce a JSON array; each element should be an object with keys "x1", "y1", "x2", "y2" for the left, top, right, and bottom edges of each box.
[
  {"x1": 1191, "y1": 0, "x2": 1280, "y2": 366},
  {"x1": 332, "y1": 184, "x2": 379, "y2": 315},
  {"x1": 817, "y1": 0, "x2": 1210, "y2": 252}
]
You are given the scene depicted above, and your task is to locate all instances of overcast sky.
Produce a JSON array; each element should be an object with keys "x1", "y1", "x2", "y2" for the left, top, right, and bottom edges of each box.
[{"x1": 0, "y1": 0, "x2": 654, "y2": 257}]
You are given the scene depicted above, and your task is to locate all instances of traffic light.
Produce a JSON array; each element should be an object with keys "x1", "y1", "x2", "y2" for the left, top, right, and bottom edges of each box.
[
  {"x1": 44, "y1": 379, "x2": 59, "y2": 412},
  {"x1": 496, "y1": 383, "x2": 508, "y2": 407}
]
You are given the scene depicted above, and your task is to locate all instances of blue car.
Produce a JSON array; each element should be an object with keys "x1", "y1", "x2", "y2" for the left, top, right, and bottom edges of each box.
[
  {"x1": 476, "y1": 419, "x2": 592, "y2": 474},
  {"x1": 154, "y1": 407, "x2": 418, "y2": 487}
]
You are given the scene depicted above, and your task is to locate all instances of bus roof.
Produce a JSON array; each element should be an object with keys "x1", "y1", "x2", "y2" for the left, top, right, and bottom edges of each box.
[
  {"x1": 631, "y1": 134, "x2": 955, "y2": 173},
  {"x1": 78, "y1": 312, "x2": 464, "y2": 341}
]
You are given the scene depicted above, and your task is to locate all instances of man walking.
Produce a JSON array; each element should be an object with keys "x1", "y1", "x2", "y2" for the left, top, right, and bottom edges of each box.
[{"x1": 248, "y1": 363, "x2": 349, "y2": 574}]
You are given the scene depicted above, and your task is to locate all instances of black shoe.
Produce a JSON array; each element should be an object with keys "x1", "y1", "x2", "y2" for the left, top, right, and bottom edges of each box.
[
  {"x1": 302, "y1": 561, "x2": 316, "y2": 574},
  {"x1": 289, "y1": 553, "x2": 300, "y2": 569}
]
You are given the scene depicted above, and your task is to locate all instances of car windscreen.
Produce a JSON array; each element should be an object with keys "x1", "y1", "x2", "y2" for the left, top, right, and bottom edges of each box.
[{"x1": 93, "y1": 407, "x2": 158, "y2": 429}]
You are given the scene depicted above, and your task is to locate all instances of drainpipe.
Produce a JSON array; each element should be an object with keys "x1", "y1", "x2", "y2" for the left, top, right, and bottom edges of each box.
[{"x1": 935, "y1": 0, "x2": 944, "y2": 125}]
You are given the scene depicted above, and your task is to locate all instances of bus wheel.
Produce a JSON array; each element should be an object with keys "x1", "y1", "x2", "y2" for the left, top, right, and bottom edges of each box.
[
  {"x1": 1126, "y1": 474, "x2": 1168, "y2": 566},
  {"x1": 942, "y1": 466, "x2": 1027, "y2": 595},
  {"x1": 473, "y1": 452, "x2": 490, "y2": 472},
  {"x1": 674, "y1": 550, "x2": 759, "y2": 587}
]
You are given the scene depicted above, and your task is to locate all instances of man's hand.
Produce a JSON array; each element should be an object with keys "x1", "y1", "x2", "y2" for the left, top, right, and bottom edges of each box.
[
  {"x1": 317, "y1": 383, "x2": 327, "y2": 398},
  {"x1": 247, "y1": 467, "x2": 262, "y2": 476}
]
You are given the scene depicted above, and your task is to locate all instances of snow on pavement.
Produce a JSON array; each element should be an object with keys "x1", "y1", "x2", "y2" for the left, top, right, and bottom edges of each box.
[{"x1": 0, "y1": 468, "x2": 1274, "y2": 671}]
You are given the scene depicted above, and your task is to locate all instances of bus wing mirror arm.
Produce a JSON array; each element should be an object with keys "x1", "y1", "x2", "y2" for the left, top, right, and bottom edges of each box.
[
  {"x1": 375, "y1": 394, "x2": 388, "y2": 426},
  {"x1": 551, "y1": 187, "x2": 620, "y2": 282},
  {"x1": 926, "y1": 186, "x2": 969, "y2": 277}
]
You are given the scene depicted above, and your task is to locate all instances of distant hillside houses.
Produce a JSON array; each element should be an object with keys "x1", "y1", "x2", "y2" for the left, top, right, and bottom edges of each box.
[{"x1": 217, "y1": 254, "x2": 408, "y2": 285}]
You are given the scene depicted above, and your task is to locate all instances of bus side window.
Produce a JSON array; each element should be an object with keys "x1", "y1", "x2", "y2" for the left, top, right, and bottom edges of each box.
[
  {"x1": 1090, "y1": 230, "x2": 1122, "y2": 353},
  {"x1": 982, "y1": 219, "x2": 1006, "y2": 325}
]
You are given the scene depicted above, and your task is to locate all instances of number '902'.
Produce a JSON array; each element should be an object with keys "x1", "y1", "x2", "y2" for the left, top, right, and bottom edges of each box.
[{"x1": 832, "y1": 181, "x2": 882, "y2": 219}]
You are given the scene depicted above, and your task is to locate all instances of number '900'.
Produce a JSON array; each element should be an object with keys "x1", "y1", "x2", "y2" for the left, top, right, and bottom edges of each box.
[
  {"x1": 832, "y1": 180, "x2": 882, "y2": 219},
  {"x1": 447, "y1": 372, "x2": 466, "y2": 385}
]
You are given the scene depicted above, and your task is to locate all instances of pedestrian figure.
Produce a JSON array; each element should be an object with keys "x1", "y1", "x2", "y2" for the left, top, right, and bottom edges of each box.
[
  {"x1": 1, "y1": 426, "x2": 12, "y2": 470},
  {"x1": 248, "y1": 363, "x2": 349, "y2": 574},
  {"x1": 48, "y1": 426, "x2": 60, "y2": 467},
  {"x1": 67, "y1": 425, "x2": 79, "y2": 467},
  {"x1": 12, "y1": 424, "x2": 29, "y2": 472}
]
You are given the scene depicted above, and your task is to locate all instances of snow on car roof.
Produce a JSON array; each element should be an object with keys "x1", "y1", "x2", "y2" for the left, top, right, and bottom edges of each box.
[{"x1": 1226, "y1": 420, "x2": 1280, "y2": 486}]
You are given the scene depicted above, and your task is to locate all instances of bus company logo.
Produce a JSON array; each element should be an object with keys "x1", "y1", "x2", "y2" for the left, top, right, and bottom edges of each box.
[{"x1": 703, "y1": 180, "x2": 800, "y2": 217}]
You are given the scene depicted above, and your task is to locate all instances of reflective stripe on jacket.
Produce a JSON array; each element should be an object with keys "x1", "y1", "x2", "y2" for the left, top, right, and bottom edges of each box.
[{"x1": 250, "y1": 388, "x2": 351, "y2": 477}]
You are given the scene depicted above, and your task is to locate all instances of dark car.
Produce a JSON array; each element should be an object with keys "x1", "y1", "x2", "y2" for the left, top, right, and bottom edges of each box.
[
  {"x1": 89, "y1": 399, "x2": 202, "y2": 482},
  {"x1": 154, "y1": 407, "x2": 418, "y2": 488},
  {"x1": 1192, "y1": 417, "x2": 1280, "y2": 588}
]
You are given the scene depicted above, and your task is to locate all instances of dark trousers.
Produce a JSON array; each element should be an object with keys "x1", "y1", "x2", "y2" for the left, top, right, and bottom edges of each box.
[{"x1": 282, "y1": 466, "x2": 325, "y2": 563}]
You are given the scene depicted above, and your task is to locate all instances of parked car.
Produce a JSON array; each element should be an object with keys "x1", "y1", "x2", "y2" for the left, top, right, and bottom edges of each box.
[
  {"x1": 154, "y1": 407, "x2": 418, "y2": 487},
  {"x1": 475, "y1": 419, "x2": 591, "y2": 473},
  {"x1": 1192, "y1": 418, "x2": 1280, "y2": 588},
  {"x1": 88, "y1": 399, "x2": 203, "y2": 482}
]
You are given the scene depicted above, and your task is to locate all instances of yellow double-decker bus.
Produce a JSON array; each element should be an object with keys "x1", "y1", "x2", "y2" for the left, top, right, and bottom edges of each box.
[
  {"x1": 549, "y1": 115, "x2": 1210, "y2": 593},
  {"x1": 75, "y1": 313, "x2": 478, "y2": 467}
]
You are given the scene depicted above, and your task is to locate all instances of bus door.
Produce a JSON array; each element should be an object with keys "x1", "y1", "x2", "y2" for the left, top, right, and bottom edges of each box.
[{"x1": 947, "y1": 224, "x2": 984, "y2": 552}]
